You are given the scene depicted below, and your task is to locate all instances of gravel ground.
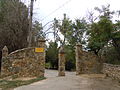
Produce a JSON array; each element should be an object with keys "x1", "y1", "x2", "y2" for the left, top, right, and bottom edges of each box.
[{"x1": 14, "y1": 70, "x2": 120, "y2": 90}]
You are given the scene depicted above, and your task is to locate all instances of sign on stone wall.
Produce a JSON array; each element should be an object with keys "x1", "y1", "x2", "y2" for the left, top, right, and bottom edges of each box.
[
  {"x1": 1, "y1": 39, "x2": 46, "y2": 78},
  {"x1": 35, "y1": 48, "x2": 44, "y2": 52}
]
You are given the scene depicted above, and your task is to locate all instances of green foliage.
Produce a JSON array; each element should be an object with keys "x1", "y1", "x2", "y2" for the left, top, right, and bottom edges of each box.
[
  {"x1": 87, "y1": 4, "x2": 120, "y2": 64},
  {"x1": 101, "y1": 46, "x2": 120, "y2": 65},
  {"x1": 32, "y1": 21, "x2": 44, "y2": 38},
  {"x1": 46, "y1": 41, "x2": 76, "y2": 71},
  {"x1": 57, "y1": 14, "x2": 73, "y2": 45},
  {"x1": 69, "y1": 18, "x2": 87, "y2": 46},
  {"x1": 88, "y1": 17, "x2": 113, "y2": 54},
  {"x1": 113, "y1": 21, "x2": 120, "y2": 56},
  {"x1": 54, "y1": 14, "x2": 87, "y2": 47},
  {"x1": 87, "y1": 5, "x2": 114, "y2": 55},
  {"x1": 64, "y1": 45, "x2": 76, "y2": 71},
  {"x1": 45, "y1": 62, "x2": 51, "y2": 69},
  {"x1": 31, "y1": 21, "x2": 45, "y2": 46},
  {"x1": 105, "y1": 47, "x2": 120, "y2": 65},
  {"x1": 46, "y1": 42, "x2": 58, "y2": 69}
]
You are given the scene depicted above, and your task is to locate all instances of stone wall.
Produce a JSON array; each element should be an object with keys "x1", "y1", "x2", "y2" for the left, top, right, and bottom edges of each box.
[
  {"x1": 76, "y1": 44, "x2": 102, "y2": 75},
  {"x1": 103, "y1": 63, "x2": 120, "y2": 80},
  {"x1": 1, "y1": 39, "x2": 45, "y2": 78}
]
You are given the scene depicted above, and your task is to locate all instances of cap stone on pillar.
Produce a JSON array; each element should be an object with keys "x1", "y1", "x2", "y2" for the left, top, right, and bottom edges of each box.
[
  {"x1": 76, "y1": 43, "x2": 82, "y2": 48},
  {"x1": 2, "y1": 46, "x2": 8, "y2": 58},
  {"x1": 37, "y1": 38, "x2": 46, "y2": 48},
  {"x1": 59, "y1": 46, "x2": 65, "y2": 54}
]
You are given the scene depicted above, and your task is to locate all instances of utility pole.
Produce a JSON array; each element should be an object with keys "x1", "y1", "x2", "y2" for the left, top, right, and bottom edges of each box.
[
  {"x1": 28, "y1": 0, "x2": 34, "y2": 47},
  {"x1": 53, "y1": 18, "x2": 57, "y2": 42}
]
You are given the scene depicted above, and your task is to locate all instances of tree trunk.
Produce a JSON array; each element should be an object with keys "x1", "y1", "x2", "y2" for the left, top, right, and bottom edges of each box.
[{"x1": 28, "y1": 0, "x2": 34, "y2": 47}]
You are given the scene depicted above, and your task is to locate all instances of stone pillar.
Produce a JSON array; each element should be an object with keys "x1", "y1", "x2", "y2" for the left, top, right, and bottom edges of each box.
[
  {"x1": 2, "y1": 46, "x2": 8, "y2": 58},
  {"x1": 36, "y1": 38, "x2": 46, "y2": 77},
  {"x1": 37, "y1": 38, "x2": 45, "y2": 48},
  {"x1": 75, "y1": 43, "x2": 82, "y2": 75},
  {"x1": 58, "y1": 46, "x2": 65, "y2": 76},
  {"x1": 1, "y1": 46, "x2": 8, "y2": 75}
]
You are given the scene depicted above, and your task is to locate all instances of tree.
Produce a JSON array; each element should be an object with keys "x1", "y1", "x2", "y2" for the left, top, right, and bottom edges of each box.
[
  {"x1": 102, "y1": 46, "x2": 120, "y2": 64},
  {"x1": 112, "y1": 21, "x2": 120, "y2": 58},
  {"x1": 46, "y1": 41, "x2": 58, "y2": 69},
  {"x1": 31, "y1": 21, "x2": 45, "y2": 46},
  {"x1": 64, "y1": 45, "x2": 76, "y2": 71},
  {"x1": 87, "y1": 5, "x2": 114, "y2": 55},
  {"x1": 0, "y1": 0, "x2": 29, "y2": 52},
  {"x1": 53, "y1": 14, "x2": 73, "y2": 46},
  {"x1": 28, "y1": 0, "x2": 36, "y2": 47},
  {"x1": 0, "y1": 0, "x2": 29, "y2": 72},
  {"x1": 69, "y1": 18, "x2": 87, "y2": 46},
  {"x1": 88, "y1": 17, "x2": 114, "y2": 55},
  {"x1": 54, "y1": 14, "x2": 87, "y2": 47},
  {"x1": 87, "y1": 4, "x2": 120, "y2": 63}
]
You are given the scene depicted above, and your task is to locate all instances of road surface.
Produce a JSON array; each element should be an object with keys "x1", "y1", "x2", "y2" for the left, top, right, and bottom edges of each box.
[{"x1": 15, "y1": 70, "x2": 120, "y2": 90}]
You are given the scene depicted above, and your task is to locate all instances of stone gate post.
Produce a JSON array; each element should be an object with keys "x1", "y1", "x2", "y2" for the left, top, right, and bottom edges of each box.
[
  {"x1": 36, "y1": 38, "x2": 46, "y2": 76},
  {"x1": 1, "y1": 46, "x2": 8, "y2": 75},
  {"x1": 75, "y1": 43, "x2": 82, "y2": 75},
  {"x1": 2, "y1": 46, "x2": 8, "y2": 58},
  {"x1": 58, "y1": 46, "x2": 65, "y2": 76}
]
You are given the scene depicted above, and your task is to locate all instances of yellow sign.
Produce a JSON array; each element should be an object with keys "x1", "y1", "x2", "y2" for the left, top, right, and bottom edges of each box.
[{"x1": 35, "y1": 48, "x2": 44, "y2": 52}]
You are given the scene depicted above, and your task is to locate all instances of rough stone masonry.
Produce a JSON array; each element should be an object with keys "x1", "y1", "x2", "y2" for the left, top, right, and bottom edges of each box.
[
  {"x1": 1, "y1": 38, "x2": 45, "y2": 78},
  {"x1": 75, "y1": 43, "x2": 102, "y2": 75},
  {"x1": 103, "y1": 63, "x2": 120, "y2": 81},
  {"x1": 58, "y1": 46, "x2": 65, "y2": 76}
]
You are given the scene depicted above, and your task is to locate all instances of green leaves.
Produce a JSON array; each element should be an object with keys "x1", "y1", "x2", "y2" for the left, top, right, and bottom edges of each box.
[
  {"x1": 53, "y1": 14, "x2": 87, "y2": 46},
  {"x1": 87, "y1": 5, "x2": 115, "y2": 55},
  {"x1": 46, "y1": 42, "x2": 58, "y2": 69}
]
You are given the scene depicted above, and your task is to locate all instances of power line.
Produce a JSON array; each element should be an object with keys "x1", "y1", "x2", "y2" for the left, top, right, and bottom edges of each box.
[{"x1": 40, "y1": 0, "x2": 72, "y2": 21}]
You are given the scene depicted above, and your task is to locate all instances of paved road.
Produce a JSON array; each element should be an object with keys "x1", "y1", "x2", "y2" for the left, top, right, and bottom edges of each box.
[{"x1": 15, "y1": 70, "x2": 120, "y2": 90}]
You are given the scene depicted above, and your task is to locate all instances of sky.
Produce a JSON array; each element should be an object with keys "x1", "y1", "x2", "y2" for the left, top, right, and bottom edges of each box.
[
  {"x1": 22, "y1": 0, "x2": 120, "y2": 41},
  {"x1": 24, "y1": 0, "x2": 120, "y2": 25}
]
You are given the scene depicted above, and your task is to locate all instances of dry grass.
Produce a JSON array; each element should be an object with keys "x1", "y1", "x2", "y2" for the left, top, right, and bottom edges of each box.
[{"x1": 0, "y1": 76, "x2": 46, "y2": 90}]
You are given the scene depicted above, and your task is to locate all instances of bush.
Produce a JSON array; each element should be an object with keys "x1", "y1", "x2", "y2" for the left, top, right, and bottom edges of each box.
[
  {"x1": 65, "y1": 60, "x2": 75, "y2": 71},
  {"x1": 45, "y1": 62, "x2": 51, "y2": 69}
]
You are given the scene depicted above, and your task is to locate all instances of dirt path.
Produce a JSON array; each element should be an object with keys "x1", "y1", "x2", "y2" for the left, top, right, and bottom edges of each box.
[{"x1": 15, "y1": 70, "x2": 120, "y2": 90}]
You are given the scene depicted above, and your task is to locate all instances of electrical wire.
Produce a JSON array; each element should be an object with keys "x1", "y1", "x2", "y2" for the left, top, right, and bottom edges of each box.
[{"x1": 40, "y1": 0, "x2": 72, "y2": 21}]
